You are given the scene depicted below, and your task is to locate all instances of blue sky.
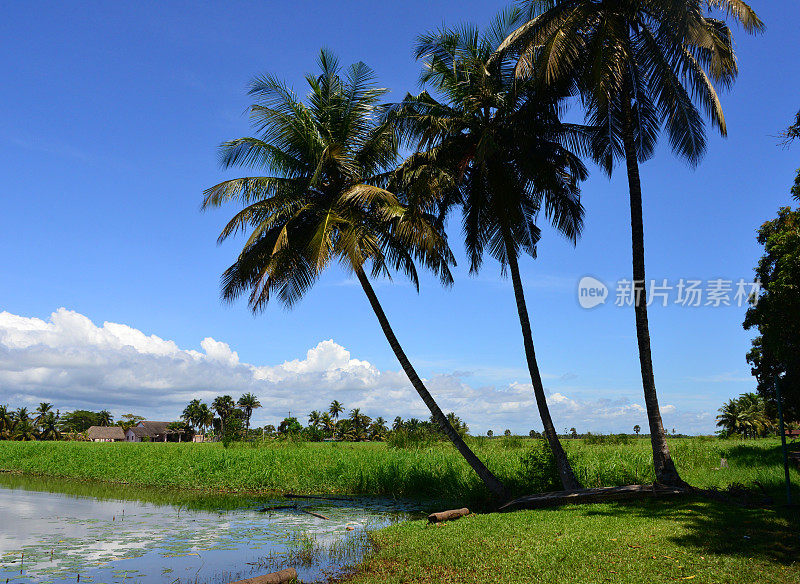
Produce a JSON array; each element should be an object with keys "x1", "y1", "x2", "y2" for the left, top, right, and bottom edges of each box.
[{"x1": 1, "y1": 1, "x2": 798, "y2": 434}]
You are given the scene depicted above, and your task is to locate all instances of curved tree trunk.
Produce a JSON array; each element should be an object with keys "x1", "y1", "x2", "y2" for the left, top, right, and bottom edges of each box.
[
  {"x1": 621, "y1": 90, "x2": 685, "y2": 487},
  {"x1": 355, "y1": 267, "x2": 510, "y2": 501},
  {"x1": 502, "y1": 233, "x2": 583, "y2": 490}
]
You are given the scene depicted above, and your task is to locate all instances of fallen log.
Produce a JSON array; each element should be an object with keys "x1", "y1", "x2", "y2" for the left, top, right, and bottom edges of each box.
[
  {"x1": 227, "y1": 567, "x2": 298, "y2": 584},
  {"x1": 299, "y1": 508, "x2": 330, "y2": 520},
  {"x1": 500, "y1": 484, "x2": 689, "y2": 511},
  {"x1": 427, "y1": 508, "x2": 470, "y2": 524}
]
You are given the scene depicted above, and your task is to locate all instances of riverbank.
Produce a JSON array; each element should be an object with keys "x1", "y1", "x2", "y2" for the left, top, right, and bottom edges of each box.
[
  {"x1": 0, "y1": 438, "x2": 796, "y2": 507},
  {"x1": 344, "y1": 497, "x2": 799, "y2": 584}
]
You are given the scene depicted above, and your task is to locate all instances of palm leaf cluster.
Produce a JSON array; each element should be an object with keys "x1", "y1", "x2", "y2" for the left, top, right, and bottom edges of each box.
[
  {"x1": 203, "y1": 50, "x2": 453, "y2": 311},
  {"x1": 716, "y1": 392, "x2": 777, "y2": 438},
  {"x1": 502, "y1": 0, "x2": 762, "y2": 171}
]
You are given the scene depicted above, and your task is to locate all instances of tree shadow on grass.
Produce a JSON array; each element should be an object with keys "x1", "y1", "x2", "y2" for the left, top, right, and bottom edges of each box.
[{"x1": 583, "y1": 497, "x2": 799, "y2": 565}]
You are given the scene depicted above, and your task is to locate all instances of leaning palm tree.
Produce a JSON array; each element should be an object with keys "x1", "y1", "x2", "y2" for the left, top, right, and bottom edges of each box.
[
  {"x1": 237, "y1": 393, "x2": 262, "y2": 434},
  {"x1": 203, "y1": 50, "x2": 508, "y2": 499},
  {"x1": 391, "y1": 9, "x2": 587, "y2": 489},
  {"x1": 500, "y1": 0, "x2": 764, "y2": 485}
]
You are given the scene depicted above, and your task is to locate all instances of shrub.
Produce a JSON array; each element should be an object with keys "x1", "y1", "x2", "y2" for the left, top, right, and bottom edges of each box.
[{"x1": 519, "y1": 439, "x2": 560, "y2": 492}]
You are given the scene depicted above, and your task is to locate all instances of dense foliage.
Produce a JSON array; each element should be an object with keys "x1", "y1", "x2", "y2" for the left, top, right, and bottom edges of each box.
[{"x1": 743, "y1": 206, "x2": 800, "y2": 420}]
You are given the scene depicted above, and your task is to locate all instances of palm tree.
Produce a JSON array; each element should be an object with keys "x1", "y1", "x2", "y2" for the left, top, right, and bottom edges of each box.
[
  {"x1": 14, "y1": 419, "x2": 36, "y2": 441},
  {"x1": 35, "y1": 402, "x2": 53, "y2": 427},
  {"x1": 39, "y1": 413, "x2": 61, "y2": 441},
  {"x1": 203, "y1": 50, "x2": 508, "y2": 499},
  {"x1": 501, "y1": 0, "x2": 763, "y2": 486},
  {"x1": 308, "y1": 410, "x2": 322, "y2": 429},
  {"x1": 238, "y1": 393, "x2": 262, "y2": 434},
  {"x1": 198, "y1": 403, "x2": 214, "y2": 438},
  {"x1": 392, "y1": 9, "x2": 586, "y2": 489},
  {"x1": 97, "y1": 410, "x2": 113, "y2": 426},
  {"x1": 329, "y1": 401, "x2": 344, "y2": 422},
  {"x1": 183, "y1": 399, "x2": 202, "y2": 431},
  {"x1": 212, "y1": 395, "x2": 236, "y2": 437},
  {"x1": 15, "y1": 407, "x2": 30, "y2": 424},
  {"x1": 320, "y1": 412, "x2": 334, "y2": 438}
]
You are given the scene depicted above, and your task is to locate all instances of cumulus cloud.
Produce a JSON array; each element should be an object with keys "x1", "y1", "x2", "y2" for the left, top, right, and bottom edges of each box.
[{"x1": 0, "y1": 308, "x2": 712, "y2": 433}]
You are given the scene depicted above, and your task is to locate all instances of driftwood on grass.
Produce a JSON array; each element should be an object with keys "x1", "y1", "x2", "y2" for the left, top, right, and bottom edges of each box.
[
  {"x1": 427, "y1": 508, "x2": 470, "y2": 523},
  {"x1": 500, "y1": 484, "x2": 689, "y2": 511},
  {"x1": 227, "y1": 567, "x2": 298, "y2": 584}
]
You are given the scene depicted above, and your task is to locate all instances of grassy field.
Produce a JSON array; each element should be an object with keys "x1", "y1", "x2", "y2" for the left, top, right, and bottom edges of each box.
[
  {"x1": 0, "y1": 437, "x2": 797, "y2": 583},
  {"x1": 346, "y1": 498, "x2": 799, "y2": 584},
  {"x1": 0, "y1": 437, "x2": 796, "y2": 505}
]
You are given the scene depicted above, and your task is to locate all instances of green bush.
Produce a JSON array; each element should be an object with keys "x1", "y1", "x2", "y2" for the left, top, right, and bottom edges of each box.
[{"x1": 519, "y1": 440, "x2": 560, "y2": 492}]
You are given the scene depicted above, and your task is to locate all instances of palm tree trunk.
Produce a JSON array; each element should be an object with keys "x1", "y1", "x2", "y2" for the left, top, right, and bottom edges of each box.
[
  {"x1": 620, "y1": 89, "x2": 685, "y2": 487},
  {"x1": 502, "y1": 232, "x2": 582, "y2": 490},
  {"x1": 355, "y1": 267, "x2": 510, "y2": 501}
]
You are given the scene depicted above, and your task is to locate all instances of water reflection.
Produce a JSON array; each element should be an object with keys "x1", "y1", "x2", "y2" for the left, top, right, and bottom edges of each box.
[{"x1": 0, "y1": 473, "x2": 420, "y2": 583}]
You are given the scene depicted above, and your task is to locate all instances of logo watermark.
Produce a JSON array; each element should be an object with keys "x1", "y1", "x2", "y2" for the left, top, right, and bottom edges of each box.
[
  {"x1": 577, "y1": 276, "x2": 609, "y2": 309},
  {"x1": 577, "y1": 277, "x2": 761, "y2": 309}
]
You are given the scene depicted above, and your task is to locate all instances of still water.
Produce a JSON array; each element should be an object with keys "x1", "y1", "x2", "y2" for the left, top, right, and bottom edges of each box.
[{"x1": 0, "y1": 474, "x2": 420, "y2": 584}]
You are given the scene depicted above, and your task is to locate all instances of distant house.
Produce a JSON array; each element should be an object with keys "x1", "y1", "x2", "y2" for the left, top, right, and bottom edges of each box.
[
  {"x1": 786, "y1": 428, "x2": 800, "y2": 440},
  {"x1": 86, "y1": 426, "x2": 125, "y2": 442},
  {"x1": 124, "y1": 421, "x2": 184, "y2": 442}
]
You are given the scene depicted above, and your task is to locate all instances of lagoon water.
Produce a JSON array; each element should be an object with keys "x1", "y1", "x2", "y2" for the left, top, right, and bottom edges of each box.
[{"x1": 0, "y1": 474, "x2": 419, "y2": 584}]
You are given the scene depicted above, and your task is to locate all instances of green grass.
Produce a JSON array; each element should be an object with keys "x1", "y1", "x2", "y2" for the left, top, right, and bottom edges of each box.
[
  {"x1": 345, "y1": 498, "x2": 799, "y2": 584},
  {"x1": 0, "y1": 437, "x2": 796, "y2": 506},
  {"x1": 1, "y1": 437, "x2": 798, "y2": 583}
]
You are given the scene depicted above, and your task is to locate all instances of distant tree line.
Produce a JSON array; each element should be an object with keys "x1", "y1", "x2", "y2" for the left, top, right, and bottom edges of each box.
[{"x1": 0, "y1": 403, "x2": 146, "y2": 441}]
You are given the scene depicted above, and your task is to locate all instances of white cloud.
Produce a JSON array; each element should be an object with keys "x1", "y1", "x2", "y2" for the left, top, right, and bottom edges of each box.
[{"x1": 0, "y1": 308, "x2": 713, "y2": 433}]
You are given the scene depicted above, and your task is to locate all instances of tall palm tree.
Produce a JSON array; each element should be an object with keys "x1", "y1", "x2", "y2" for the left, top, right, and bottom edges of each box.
[
  {"x1": 198, "y1": 403, "x2": 214, "y2": 437},
  {"x1": 320, "y1": 412, "x2": 335, "y2": 438},
  {"x1": 328, "y1": 400, "x2": 344, "y2": 422},
  {"x1": 501, "y1": 0, "x2": 763, "y2": 485},
  {"x1": 203, "y1": 50, "x2": 508, "y2": 499},
  {"x1": 238, "y1": 393, "x2": 262, "y2": 433},
  {"x1": 392, "y1": 9, "x2": 587, "y2": 489},
  {"x1": 212, "y1": 395, "x2": 236, "y2": 436}
]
